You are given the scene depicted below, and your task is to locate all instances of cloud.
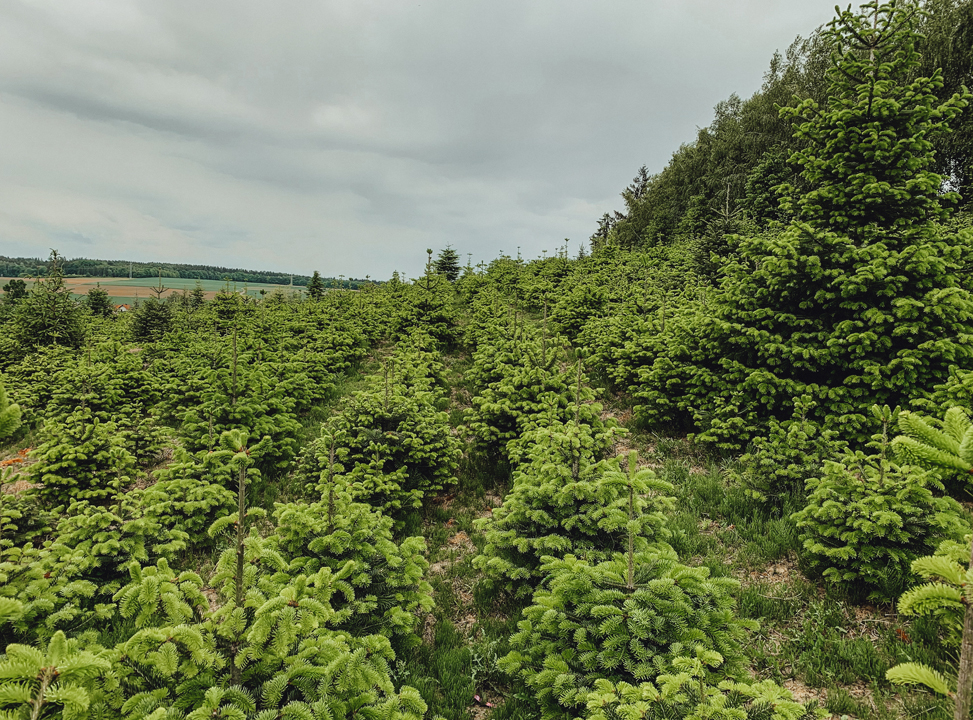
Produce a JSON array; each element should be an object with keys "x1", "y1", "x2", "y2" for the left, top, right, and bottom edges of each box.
[{"x1": 0, "y1": 0, "x2": 837, "y2": 278}]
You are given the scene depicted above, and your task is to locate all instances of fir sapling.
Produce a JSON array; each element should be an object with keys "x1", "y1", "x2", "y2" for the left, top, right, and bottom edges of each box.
[{"x1": 792, "y1": 406, "x2": 969, "y2": 601}]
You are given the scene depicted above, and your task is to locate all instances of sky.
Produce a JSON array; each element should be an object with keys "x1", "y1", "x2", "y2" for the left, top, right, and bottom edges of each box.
[{"x1": 0, "y1": 0, "x2": 840, "y2": 280}]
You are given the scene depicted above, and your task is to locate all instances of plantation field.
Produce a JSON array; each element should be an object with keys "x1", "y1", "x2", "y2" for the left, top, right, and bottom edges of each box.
[{"x1": 2, "y1": 3, "x2": 973, "y2": 719}]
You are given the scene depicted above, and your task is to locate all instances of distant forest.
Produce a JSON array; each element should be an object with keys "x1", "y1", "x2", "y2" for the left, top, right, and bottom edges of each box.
[{"x1": 0, "y1": 255, "x2": 369, "y2": 288}]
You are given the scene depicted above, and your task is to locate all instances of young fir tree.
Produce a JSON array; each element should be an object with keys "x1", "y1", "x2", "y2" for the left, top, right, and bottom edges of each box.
[
  {"x1": 656, "y1": 1, "x2": 973, "y2": 447},
  {"x1": 883, "y1": 410, "x2": 973, "y2": 720},
  {"x1": 188, "y1": 281, "x2": 207, "y2": 310},
  {"x1": 474, "y1": 447, "x2": 673, "y2": 597},
  {"x1": 306, "y1": 271, "x2": 326, "y2": 301},
  {"x1": 28, "y1": 408, "x2": 136, "y2": 506},
  {"x1": 501, "y1": 544, "x2": 757, "y2": 720},
  {"x1": 434, "y1": 246, "x2": 461, "y2": 282},
  {"x1": 86, "y1": 283, "x2": 114, "y2": 318},
  {"x1": 12, "y1": 250, "x2": 85, "y2": 351},
  {"x1": 110, "y1": 430, "x2": 427, "y2": 720},
  {"x1": 131, "y1": 296, "x2": 174, "y2": 342},
  {"x1": 0, "y1": 376, "x2": 21, "y2": 441},
  {"x1": 272, "y1": 458, "x2": 433, "y2": 640},
  {"x1": 0, "y1": 630, "x2": 112, "y2": 719},
  {"x1": 792, "y1": 405, "x2": 967, "y2": 601}
]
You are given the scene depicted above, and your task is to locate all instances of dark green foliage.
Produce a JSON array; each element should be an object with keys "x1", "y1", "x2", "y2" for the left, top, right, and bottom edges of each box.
[
  {"x1": 636, "y1": 1, "x2": 973, "y2": 448},
  {"x1": 1, "y1": 278, "x2": 27, "y2": 313},
  {"x1": 86, "y1": 283, "x2": 114, "y2": 319},
  {"x1": 0, "y1": 255, "x2": 340, "y2": 286},
  {"x1": 27, "y1": 408, "x2": 136, "y2": 506},
  {"x1": 466, "y1": 340, "x2": 613, "y2": 460},
  {"x1": 792, "y1": 406, "x2": 968, "y2": 601},
  {"x1": 188, "y1": 281, "x2": 206, "y2": 310},
  {"x1": 135, "y1": 447, "x2": 237, "y2": 540},
  {"x1": 1, "y1": 344, "x2": 75, "y2": 418},
  {"x1": 591, "y1": 0, "x2": 973, "y2": 246},
  {"x1": 728, "y1": 397, "x2": 845, "y2": 503},
  {"x1": 11, "y1": 250, "x2": 85, "y2": 351},
  {"x1": 500, "y1": 549, "x2": 757, "y2": 720},
  {"x1": 177, "y1": 332, "x2": 304, "y2": 472},
  {"x1": 435, "y1": 246, "x2": 462, "y2": 283},
  {"x1": 549, "y1": 283, "x2": 608, "y2": 343},
  {"x1": 306, "y1": 270, "x2": 326, "y2": 300},
  {"x1": 310, "y1": 384, "x2": 461, "y2": 514},
  {"x1": 272, "y1": 482, "x2": 434, "y2": 638},
  {"x1": 130, "y1": 296, "x2": 174, "y2": 342}
]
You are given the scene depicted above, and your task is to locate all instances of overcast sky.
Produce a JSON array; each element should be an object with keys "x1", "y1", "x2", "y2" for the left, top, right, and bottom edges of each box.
[{"x1": 0, "y1": 0, "x2": 840, "y2": 279}]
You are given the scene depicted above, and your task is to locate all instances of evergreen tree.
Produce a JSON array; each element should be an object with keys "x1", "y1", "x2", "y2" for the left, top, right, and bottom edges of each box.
[
  {"x1": 434, "y1": 246, "x2": 461, "y2": 282},
  {"x1": 12, "y1": 250, "x2": 85, "y2": 351},
  {"x1": 475, "y1": 449, "x2": 673, "y2": 597},
  {"x1": 306, "y1": 271, "x2": 326, "y2": 301},
  {"x1": 0, "y1": 376, "x2": 21, "y2": 441},
  {"x1": 1, "y1": 278, "x2": 27, "y2": 310},
  {"x1": 86, "y1": 283, "x2": 114, "y2": 318},
  {"x1": 650, "y1": 1, "x2": 973, "y2": 446},
  {"x1": 0, "y1": 630, "x2": 112, "y2": 719},
  {"x1": 188, "y1": 281, "x2": 206, "y2": 310},
  {"x1": 501, "y1": 548, "x2": 756, "y2": 720},
  {"x1": 792, "y1": 405, "x2": 967, "y2": 600},
  {"x1": 131, "y1": 296, "x2": 174, "y2": 343}
]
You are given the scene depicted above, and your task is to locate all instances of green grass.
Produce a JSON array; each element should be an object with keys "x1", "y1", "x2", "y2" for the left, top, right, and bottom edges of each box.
[{"x1": 632, "y1": 426, "x2": 956, "y2": 720}]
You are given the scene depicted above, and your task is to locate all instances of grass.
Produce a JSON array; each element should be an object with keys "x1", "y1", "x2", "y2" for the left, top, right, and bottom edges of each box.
[{"x1": 630, "y1": 424, "x2": 955, "y2": 720}]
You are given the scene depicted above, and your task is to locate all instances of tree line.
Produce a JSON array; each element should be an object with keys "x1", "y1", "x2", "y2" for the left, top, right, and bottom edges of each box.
[{"x1": 0, "y1": 255, "x2": 370, "y2": 288}]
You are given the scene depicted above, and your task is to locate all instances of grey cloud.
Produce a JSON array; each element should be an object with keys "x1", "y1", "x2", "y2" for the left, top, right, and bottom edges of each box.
[{"x1": 0, "y1": 0, "x2": 838, "y2": 277}]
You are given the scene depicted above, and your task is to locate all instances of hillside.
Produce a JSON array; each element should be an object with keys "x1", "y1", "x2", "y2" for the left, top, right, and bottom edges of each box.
[{"x1": 0, "y1": 3, "x2": 972, "y2": 720}]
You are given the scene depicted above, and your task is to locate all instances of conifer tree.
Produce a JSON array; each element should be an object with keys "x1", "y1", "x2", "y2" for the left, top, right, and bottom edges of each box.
[
  {"x1": 434, "y1": 246, "x2": 461, "y2": 282},
  {"x1": 306, "y1": 271, "x2": 326, "y2": 301},
  {"x1": 189, "y1": 281, "x2": 206, "y2": 310},
  {"x1": 28, "y1": 408, "x2": 136, "y2": 506},
  {"x1": 86, "y1": 283, "x2": 114, "y2": 319},
  {"x1": 12, "y1": 250, "x2": 85, "y2": 351},
  {"x1": 0, "y1": 376, "x2": 21, "y2": 441},
  {"x1": 886, "y1": 536, "x2": 973, "y2": 720},
  {"x1": 585, "y1": 672, "x2": 822, "y2": 720},
  {"x1": 131, "y1": 296, "x2": 174, "y2": 342},
  {"x1": 647, "y1": 1, "x2": 973, "y2": 446},
  {"x1": 0, "y1": 630, "x2": 112, "y2": 719},
  {"x1": 501, "y1": 547, "x2": 756, "y2": 720},
  {"x1": 792, "y1": 405, "x2": 967, "y2": 600},
  {"x1": 475, "y1": 449, "x2": 673, "y2": 596},
  {"x1": 272, "y1": 466, "x2": 433, "y2": 639}
]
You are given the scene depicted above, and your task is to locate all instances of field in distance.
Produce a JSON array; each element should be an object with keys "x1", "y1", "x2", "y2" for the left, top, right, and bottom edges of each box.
[{"x1": 0, "y1": 276, "x2": 303, "y2": 306}]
